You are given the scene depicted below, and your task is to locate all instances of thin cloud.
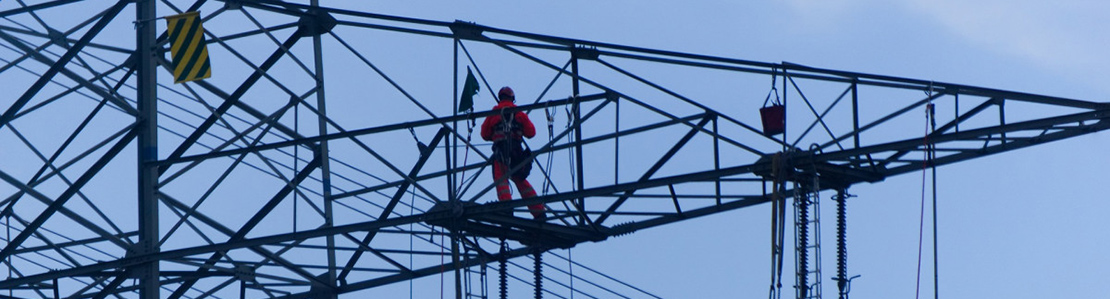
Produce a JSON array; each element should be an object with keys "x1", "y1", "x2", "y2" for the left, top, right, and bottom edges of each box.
[{"x1": 904, "y1": 0, "x2": 1110, "y2": 93}]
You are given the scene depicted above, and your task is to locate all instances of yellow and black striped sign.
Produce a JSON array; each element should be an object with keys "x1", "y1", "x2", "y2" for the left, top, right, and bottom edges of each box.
[{"x1": 166, "y1": 11, "x2": 211, "y2": 83}]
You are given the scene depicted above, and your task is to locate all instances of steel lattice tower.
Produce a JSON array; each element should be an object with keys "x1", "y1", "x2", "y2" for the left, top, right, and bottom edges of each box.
[{"x1": 1, "y1": 1, "x2": 1108, "y2": 299}]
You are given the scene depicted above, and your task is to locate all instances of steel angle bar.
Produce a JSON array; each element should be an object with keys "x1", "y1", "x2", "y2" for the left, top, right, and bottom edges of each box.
[
  {"x1": 158, "y1": 111, "x2": 291, "y2": 246},
  {"x1": 819, "y1": 93, "x2": 941, "y2": 150},
  {"x1": 782, "y1": 62, "x2": 1107, "y2": 110},
  {"x1": 881, "y1": 115, "x2": 1110, "y2": 176},
  {"x1": 0, "y1": 25, "x2": 127, "y2": 67},
  {"x1": 544, "y1": 113, "x2": 706, "y2": 154},
  {"x1": 0, "y1": 94, "x2": 110, "y2": 208},
  {"x1": 5, "y1": 231, "x2": 137, "y2": 257},
  {"x1": 6, "y1": 125, "x2": 128, "y2": 239},
  {"x1": 239, "y1": 8, "x2": 316, "y2": 78},
  {"x1": 337, "y1": 127, "x2": 448, "y2": 282},
  {"x1": 594, "y1": 57, "x2": 781, "y2": 149},
  {"x1": 815, "y1": 108, "x2": 1110, "y2": 167},
  {"x1": 332, "y1": 159, "x2": 487, "y2": 201},
  {"x1": 236, "y1": 0, "x2": 450, "y2": 28},
  {"x1": 0, "y1": 125, "x2": 132, "y2": 219},
  {"x1": 338, "y1": 233, "x2": 411, "y2": 273},
  {"x1": 595, "y1": 116, "x2": 714, "y2": 225},
  {"x1": 789, "y1": 78, "x2": 852, "y2": 150},
  {"x1": 165, "y1": 154, "x2": 326, "y2": 299},
  {"x1": 158, "y1": 32, "x2": 304, "y2": 175},
  {"x1": 157, "y1": 92, "x2": 612, "y2": 166},
  {"x1": 0, "y1": 204, "x2": 454, "y2": 289},
  {"x1": 0, "y1": 0, "x2": 83, "y2": 18},
  {"x1": 0, "y1": 29, "x2": 137, "y2": 119},
  {"x1": 4, "y1": 214, "x2": 84, "y2": 272},
  {"x1": 156, "y1": 88, "x2": 300, "y2": 186},
  {"x1": 88, "y1": 271, "x2": 128, "y2": 299},
  {"x1": 464, "y1": 95, "x2": 615, "y2": 204},
  {"x1": 198, "y1": 4, "x2": 1110, "y2": 111},
  {"x1": 0, "y1": 126, "x2": 137, "y2": 263},
  {"x1": 210, "y1": 22, "x2": 299, "y2": 44},
  {"x1": 328, "y1": 31, "x2": 439, "y2": 119},
  {"x1": 9, "y1": 60, "x2": 132, "y2": 121},
  {"x1": 0, "y1": 0, "x2": 131, "y2": 130},
  {"x1": 879, "y1": 98, "x2": 999, "y2": 167},
  {"x1": 0, "y1": 4, "x2": 116, "y2": 73},
  {"x1": 334, "y1": 19, "x2": 455, "y2": 40}
]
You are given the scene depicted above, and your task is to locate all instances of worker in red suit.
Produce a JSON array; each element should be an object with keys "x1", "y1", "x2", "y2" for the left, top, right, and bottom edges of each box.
[{"x1": 481, "y1": 86, "x2": 546, "y2": 220}]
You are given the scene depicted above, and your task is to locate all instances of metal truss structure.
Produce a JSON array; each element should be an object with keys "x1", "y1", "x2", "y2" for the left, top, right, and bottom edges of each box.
[{"x1": 1, "y1": 1, "x2": 1108, "y2": 298}]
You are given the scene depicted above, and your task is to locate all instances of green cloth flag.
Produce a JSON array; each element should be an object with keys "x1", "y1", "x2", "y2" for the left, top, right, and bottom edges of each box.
[{"x1": 459, "y1": 67, "x2": 479, "y2": 113}]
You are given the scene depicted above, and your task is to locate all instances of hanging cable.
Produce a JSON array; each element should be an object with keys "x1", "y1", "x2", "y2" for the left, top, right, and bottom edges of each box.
[
  {"x1": 6, "y1": 214, "x2": 10, "y2": 299},
  {"x1": 768, "y1": 153, "x2": 785, "y2": 299},
  {"x1": 565, "y1": 104, "x2": 576, "y2": 187},
  {"x1": 542, "y1": 104, "x2": 556, "y2": 196},
  {"x1": 410, "y1": 186, "x2": 416, "y2": 299},
  {"x1": 293, "y1": 102, "x2": 299, "y2": 233},
  {"x1": 568, "y1": 248, "x2": 574, "y2": 299},
  {"x1": 456, "y1": 113, "x2": 477, "y2": 196},
  {"x1": 930, "y1": 99, "x2": 939, "y2": 299},
  {"x1": 915, "y1": 100, "x2": 936, "y2": 299},
  {"x1": 440, "y1": 227, "x2": 446, "y2": 299}
]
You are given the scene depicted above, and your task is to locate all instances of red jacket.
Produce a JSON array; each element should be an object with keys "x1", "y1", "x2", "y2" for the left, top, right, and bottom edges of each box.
[{"x1": 480, "y1": 101, "x2": 536, "y2": 142}]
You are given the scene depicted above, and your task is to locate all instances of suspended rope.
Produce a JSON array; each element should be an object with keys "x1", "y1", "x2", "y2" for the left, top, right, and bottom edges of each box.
[
  {"x1": 6, "y1": 214, "x2": 10, "y2": 299},
  {"x1": 409, "y1": 185, "x2": 416, "y2": 299},
  {"x1": 293, "y1": 103, "x2": 298, "y2": 233},
  {"x1": 548, "y1": 252, "x2": 663, "y2": 299},
  {"x1": 915, "y1": 98, "x2": 937, "y2": 299},
  {"x1": 929, "y1": 92, "x2": 940, "y2": 299},
  {"x1": 456, "y1": 112, "x2": 477, "y2": 196},
  {"x1": 542, "y1": 104, "x2": 556, "y2": 196},
  {"x1": 439, "y1": 229, "x2": 444, "y2": 299},
  {"x1": 568, "y1": 248, "x2": 574, "y2": 299},
  {"x1": 768, "y1": 153, "x2": 785, "y2": 299},
  {"x1": 565, "y1": 104, "x2": 576, "y2": 187}
]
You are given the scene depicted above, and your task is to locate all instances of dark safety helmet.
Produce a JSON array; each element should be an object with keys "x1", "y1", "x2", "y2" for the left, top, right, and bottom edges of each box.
[{"x1": 498, "y1": 86, "x2": 515, "y2": 102}]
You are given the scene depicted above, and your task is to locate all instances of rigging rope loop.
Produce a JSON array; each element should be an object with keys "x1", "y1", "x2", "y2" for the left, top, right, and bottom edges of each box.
[{"x1": 456, "y1": 111, "x2": 476, "y2": 195}]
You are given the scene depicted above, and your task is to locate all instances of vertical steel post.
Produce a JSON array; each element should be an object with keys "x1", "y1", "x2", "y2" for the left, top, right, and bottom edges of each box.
[
  {"x1": 851, "y1": 81, "x2": 859, "y2": 149},
  {"x1": 931, "y1": 120, "x2": 939, "y2": 299},
  {"x1": 571, "y1": 55, "x2": 584, "y2": 220},
  {"x1": 136, "y1": 0, "x2": 160, "y2": 298},
  {"x1": 451, "y1": 37, "x2": 464, "y2": 299},
  {"x1": 712, "y1": 117, "x2": 720, "y2": 206},
  {"x1": 781, "y1": 69, "x2": 788, "y2": 152},
  {"x1": 310, "y1": 1, "x2": 337, "y2": 296}
]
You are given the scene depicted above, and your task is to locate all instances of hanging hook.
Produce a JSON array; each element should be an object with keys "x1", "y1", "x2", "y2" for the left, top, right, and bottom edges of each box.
[{"x1": 764, "y1": 67, "x2": 781, "y2": 107}]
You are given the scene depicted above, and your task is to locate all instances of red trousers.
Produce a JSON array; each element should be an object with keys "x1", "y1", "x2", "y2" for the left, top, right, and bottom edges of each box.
[{"x1": 492, "y1": 160, "x2": 545, "y2": 219}]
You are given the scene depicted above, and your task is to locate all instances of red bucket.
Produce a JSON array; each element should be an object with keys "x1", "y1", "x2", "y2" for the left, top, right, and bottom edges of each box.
[{"x1": 760, "y1": 104, "x2": 785, "y2": 136}]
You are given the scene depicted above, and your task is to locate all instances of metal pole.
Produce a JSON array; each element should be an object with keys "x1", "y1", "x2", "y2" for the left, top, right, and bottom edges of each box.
[
  {"x1": 571, "y1": 55, "x2": 584, "y2": 220},
  {"x1": 452, "y1": 38, "x2": 464, "y2": 299},
  {"x1": 713, "y1": 117, "x2": 720, "y2": 206},
  {"x1": 851, "y1": 81, "x2": 859, "y2": 149},
  {"x1": 931, "y1": 123, "x2": 939, "y2": 299},
  {"x1": 310, "y1": 0, "x2": 338, "y2": 296},
  {"x1": 136, "y1": 0, "x2": 160, "y2": 298}
]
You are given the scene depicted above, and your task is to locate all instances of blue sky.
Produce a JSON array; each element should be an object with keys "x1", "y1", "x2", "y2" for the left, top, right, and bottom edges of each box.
[
  {"x1": 2, "y1": 1, "x2": 1109, "y2": 299},
  {"x1": 360, "y1": 1, "x2": 1110, "y2": 298}
]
